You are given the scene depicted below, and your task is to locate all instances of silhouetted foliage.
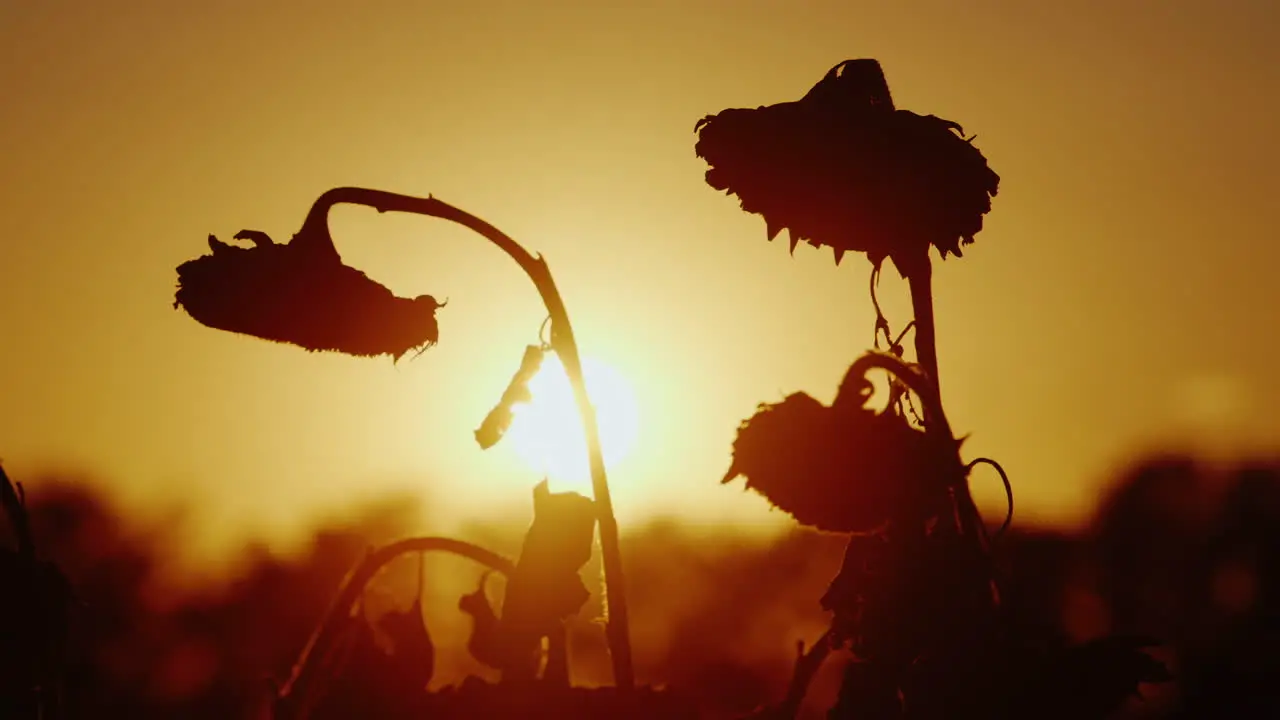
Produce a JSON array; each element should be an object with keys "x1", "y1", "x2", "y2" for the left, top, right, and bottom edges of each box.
[
  {"x1": 696, "y1": 58, "x2": 1170, "y2": 720},
  {"x1": 273, "y1": 534, "x2": 516, "y2": 720},
  {"x1": 458, "y1": 572, "x2": 503, "y2": 672},
  {"x1": 1092, "y1": 458, "x2": 1280, "y2": 718},
  {"x1": 9, "y1": 460, "x2": 1280, "y2": 717},
  {"x1": 475, "y1": 344, "x2": 547, "y2": 450},
  {"x1": 23, "y1": 46, "x2": 1239, "y2": 720},
  {"x1": 1, "y1": 465, "x2": 74, "y2": 720},
  {"x1": 375, "y1": 554, "x2": 436, "y2": 691},
  {"x1": 172, "y1": 186, "x2": 639, "y2": 692},
  {"x1": 396, "y1": 677, "x2": 701, "y2": 720},
  {"x1": 490, "y1": 481, "x2": 596, "y2": 684},
  {"x1": 266, "y1": 481, "x2": 607, "y2": 718}
]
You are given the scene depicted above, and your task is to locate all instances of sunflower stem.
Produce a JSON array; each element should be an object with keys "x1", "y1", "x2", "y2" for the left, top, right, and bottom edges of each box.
[
  {"x1": 906, "y1": 261, "x2": 940, "y2": 419},
  {"x1": 297, "y1": 187, "x2": 636, "y2": 691},
  {"x1": 905, "y1": 257, "x2": 998, "y2": 601}
]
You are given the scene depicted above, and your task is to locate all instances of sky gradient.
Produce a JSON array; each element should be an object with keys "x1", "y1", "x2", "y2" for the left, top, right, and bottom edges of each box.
[{"x1": 2, "y1": 1, "x2": 1278, "y2": 557}]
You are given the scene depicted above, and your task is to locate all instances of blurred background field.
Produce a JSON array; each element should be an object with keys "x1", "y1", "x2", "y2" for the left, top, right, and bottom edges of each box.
[{"x1": 4, "y1": 450, "x2": 1276, "y2": 718}]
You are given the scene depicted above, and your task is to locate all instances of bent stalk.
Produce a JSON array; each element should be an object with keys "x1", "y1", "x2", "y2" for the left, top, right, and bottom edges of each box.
[
  {"x1": 276, "y1": 537, "x2": 516, "y2": 720},
  {"x1": 297, "y1": 187, "x2": 635, "y2": 690}
]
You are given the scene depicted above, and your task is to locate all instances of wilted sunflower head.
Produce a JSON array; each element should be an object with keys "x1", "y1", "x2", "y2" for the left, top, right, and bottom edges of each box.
[
  {"x1": 173, "y1": 228, "x2": 444, "y2": 361},
  {"x1": 694, "y1": 58, "x2": 1000, "y2": 276},
  {"x1": 721, "y1": 353, "x2": 946, "y2": 533},
  {"x1": 381, "y1": 294, "x2": 449, "y2": 362}
]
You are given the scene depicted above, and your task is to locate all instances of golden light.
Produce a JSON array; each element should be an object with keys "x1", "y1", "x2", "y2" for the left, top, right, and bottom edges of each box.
[{"x1": 505, "y1": 354, "x2": 640, "y2": 495}]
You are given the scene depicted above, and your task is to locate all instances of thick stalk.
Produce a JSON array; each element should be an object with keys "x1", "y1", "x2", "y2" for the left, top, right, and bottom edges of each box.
[
  {"x1": 903, "y1": 259, "x2": 950, "y2": 438},
  {"x1": 299, "y1": 187, "x2": 634, "y2": 689},
  {"x1": 277, "y1": 537, "x2": 516, "y2": 720},
  {"x1": 905, "y1": 257, "x2": 996, "y2": 585}
]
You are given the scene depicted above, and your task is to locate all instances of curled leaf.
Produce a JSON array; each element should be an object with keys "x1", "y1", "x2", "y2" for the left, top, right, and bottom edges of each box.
[
  {"x1": 173, "y1": 226, "x2": 444, "y2": 361},
  {"x1": 722, "y1": 353, "x2": 941, "y2": 533},
  {"x1": 694, "y1": 58, "x2": 1000, "y2": 275},
  {"x1": 376, "y1": 552, "x2": 435, "y2": 688},
  {"x1": 474, "y1": 345, "x2": 546, "y2": 450},
  {"x1": 496, "y1": 481, "x2": 597, "y2": 680},
  {"x1": 459, "y1": 572, "x2": 503, "y2": 670}
]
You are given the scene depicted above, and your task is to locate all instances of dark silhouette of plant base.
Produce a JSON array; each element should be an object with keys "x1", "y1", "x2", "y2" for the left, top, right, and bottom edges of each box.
[
  {"x1": 274, "y1": 483, "x2": 688, "y2": 720},
  {"x1": 696, "y1": 59, "x2": 1171, "y2": 719},
  {"x1": 1, "y1": 464, "x2": 75, "y2": 720},
  {"x1": 273, "y1": 536, "x2": 516, "y2": 720},
  {"x1": 389, "y1": 677, "x2": 700, "y2": 720},
  {"x1": 172, "y1": 188, "x2": 635, "y2": 690}
]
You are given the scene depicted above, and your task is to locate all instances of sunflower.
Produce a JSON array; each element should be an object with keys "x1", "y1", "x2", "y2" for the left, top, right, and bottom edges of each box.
[
  {"x1": 721, "y1": 353, "x2": 944, "y2": 533},
  {"x1": 174, "y1": 225, "x2": 444, "y2": 361},
  {"x1": 694, "y1": 59, "x2": 1000, "y2": 277}
]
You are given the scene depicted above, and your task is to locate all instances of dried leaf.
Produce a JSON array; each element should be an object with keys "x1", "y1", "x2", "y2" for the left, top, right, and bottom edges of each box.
[
  {"x1": 459, "y1": 572, "x2": 503, "y2": 670},
  {"x1": 376, "y1": 553, "x2": 435, "y2": 688},
  {"x1": 505, "y1": 481, "x2": 596, "y2": 624},
  {"x1": 475, "y1": 345, "x2": 546, "y2": 450},
  {"x1": 495, "y1": 481, "x2": 597, "y2": 681}
]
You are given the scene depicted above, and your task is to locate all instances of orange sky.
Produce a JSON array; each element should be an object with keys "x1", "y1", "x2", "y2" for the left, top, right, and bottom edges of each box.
[{"x1": 2, "y1": 1, "x2": 1278, "y2": 554}]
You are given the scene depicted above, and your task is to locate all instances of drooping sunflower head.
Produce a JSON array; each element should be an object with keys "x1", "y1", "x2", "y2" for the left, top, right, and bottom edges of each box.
[
  {"x1": 695, "y1": 59, "x2": 1000, "y2": 276},
  {"x1": 174, "y1": 228, "x2": 444, "y2": 361}
]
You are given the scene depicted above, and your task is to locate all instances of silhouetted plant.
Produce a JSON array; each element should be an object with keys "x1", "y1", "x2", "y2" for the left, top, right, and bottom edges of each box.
[
  {"x1": 1, "y1": 464, "x2": 75, "y2": 720},
  {"x1": 173, "y1": 188, "x2": 635, "y2": 692},
  {"x1": 273, "y1": 536, "x2": 515, "y2": 720},
  {"x1": 1090, "y1": 458, "x2": 1280, "y2": 717},
  {"x1": 695, "y1": 59, "x2": 997, "y2": 274},
  {"x1": 722, "y1": 352, "x2": 946, "y2": 534},
  {"x1": 275, "y1": 483, "x2": 621, "y2": 720},
  {"x1": 491, "y1": 480, "x2": 597, "y2": 685},
  {"x1": 697, "y1": 59, "x2": 1170, "y2": 719}
]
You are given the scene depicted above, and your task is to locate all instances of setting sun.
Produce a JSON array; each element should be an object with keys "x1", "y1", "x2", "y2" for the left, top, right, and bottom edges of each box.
[{"x1": 504, "y1": 354, "x2": 640, "y2": 495}]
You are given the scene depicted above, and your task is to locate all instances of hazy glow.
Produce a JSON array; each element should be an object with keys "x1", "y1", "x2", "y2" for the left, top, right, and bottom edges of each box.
[
  {"x1": 1, "y1": 1, "x2": 1278, "y2": 546},
  {"x1": 506, "y1": 354, "x2": 640, "y2": 496}
]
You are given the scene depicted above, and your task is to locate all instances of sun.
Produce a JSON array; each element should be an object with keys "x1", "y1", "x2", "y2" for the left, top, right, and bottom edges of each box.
[{"x1": 504, "y1": 353, "x2": 640, "y2": 495}]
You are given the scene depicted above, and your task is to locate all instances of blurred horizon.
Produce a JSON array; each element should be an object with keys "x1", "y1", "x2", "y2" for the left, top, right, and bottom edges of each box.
[
  {"x1": 3, "y1": 0, "x2": 1279, "y2": 556},
  {"x1": 7, "y1": 450, "x2": 1279, "y2": 717}
]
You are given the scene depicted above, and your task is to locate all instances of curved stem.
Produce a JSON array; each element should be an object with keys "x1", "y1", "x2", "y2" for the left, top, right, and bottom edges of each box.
[
  {"x1": 845, "y1": 351, "x2": 944, "y2": 427},
  {"x1": 277, "y1": 536, "x2": 516, "y2": 719},
  {"x1": 300, "y1": 187, "x2": 634, "y2": 689}
]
